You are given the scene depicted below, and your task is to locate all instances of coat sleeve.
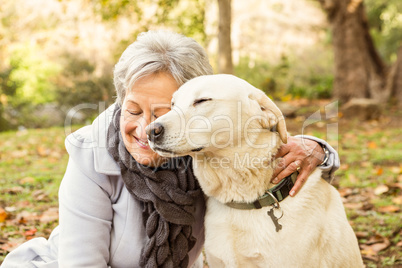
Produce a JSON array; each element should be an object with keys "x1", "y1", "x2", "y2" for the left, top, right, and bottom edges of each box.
[
  {"x1": 58, "y1": 156, "x2": 113, "y2": 267},
  {"x1": 294, "y1": 134, "x2": 340, "y2": 183}
]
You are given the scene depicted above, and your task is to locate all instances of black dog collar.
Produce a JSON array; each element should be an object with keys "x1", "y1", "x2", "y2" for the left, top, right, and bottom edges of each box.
[{"x1": 225, "y1": 172, "x2": 298, "y2": 210}]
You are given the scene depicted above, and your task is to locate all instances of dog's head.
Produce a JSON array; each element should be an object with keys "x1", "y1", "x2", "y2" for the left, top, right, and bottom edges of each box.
[{"x1": 146, "y1": 74, "x2": 287, "y2": 157}]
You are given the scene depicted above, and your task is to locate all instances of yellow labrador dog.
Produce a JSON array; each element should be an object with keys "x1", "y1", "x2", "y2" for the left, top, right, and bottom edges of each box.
[{"x1": 146, "y1": 74, "x2": 363, "y2": 267}]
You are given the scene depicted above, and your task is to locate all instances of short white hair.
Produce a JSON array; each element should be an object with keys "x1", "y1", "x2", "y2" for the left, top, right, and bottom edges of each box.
[{"x1": 113, "y1": 30, "x2": 214, "y2": 105}]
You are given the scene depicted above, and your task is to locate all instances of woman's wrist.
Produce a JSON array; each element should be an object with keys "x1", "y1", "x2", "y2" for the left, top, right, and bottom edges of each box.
[{"x1": 319, "y1": 144, "x2": 330, "y2": 166}]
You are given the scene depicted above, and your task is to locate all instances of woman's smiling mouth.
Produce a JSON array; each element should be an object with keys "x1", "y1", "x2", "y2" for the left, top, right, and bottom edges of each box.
[{"x1": 134, "y1": 136, "x2": 150, "y2": 149}]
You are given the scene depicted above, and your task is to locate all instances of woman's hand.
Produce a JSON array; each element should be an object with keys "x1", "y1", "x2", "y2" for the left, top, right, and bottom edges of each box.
[{"x1": 271, "y1": 136, "x2": 325, "y2": 197}]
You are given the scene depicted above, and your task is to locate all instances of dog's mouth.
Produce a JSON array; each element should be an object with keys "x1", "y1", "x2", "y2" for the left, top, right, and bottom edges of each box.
[
  {"x1": 152, "y1": 145, "x2": 205, "y2": 157},
  {"x1": 152, "y1": 146, "x2": 178, "y2": 157}
]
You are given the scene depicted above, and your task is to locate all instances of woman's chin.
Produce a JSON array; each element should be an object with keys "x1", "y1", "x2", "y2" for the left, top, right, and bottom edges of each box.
[{"x1": 130, "y1": 151, "x2": 165, "y2": 167}]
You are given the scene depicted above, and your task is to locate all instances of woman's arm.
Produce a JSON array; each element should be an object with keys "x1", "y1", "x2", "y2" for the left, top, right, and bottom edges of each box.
[
  {"x1": 271, "y1": 135, "x2": 340, "y2": 196},
  {"x1": 58, "y1": 158, "x2": 113, "y2": 267}
]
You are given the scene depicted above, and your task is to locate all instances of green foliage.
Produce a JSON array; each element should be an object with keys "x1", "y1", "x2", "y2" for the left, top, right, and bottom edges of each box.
[
  {"x1": 0, "y1": 44, "x2": 61, "y2": 130},
  {"x1": 6, "y1": 44, "x2": 60, "y2": 105},
  {"x1": 54, "y1": 55, "x2": 115, "y2": 118},
  {"x1": 92, "y1": 0, "x2": 207, "y2": 46},
  {"x1": 95, "y1": 0, "x2": 142, "y2": 21},
  {"x1": 365, "y1": 0, "x2": 402, "y2": 63},
  {"x1": 234, "y1": 56, "x2": 333, "y2": 100},
  {"x1": 234, "y1": 57, "x2": 274, "y2": 95},
  {"x1": 287, "y1": 74, "x2": 333, "y2": 99}
]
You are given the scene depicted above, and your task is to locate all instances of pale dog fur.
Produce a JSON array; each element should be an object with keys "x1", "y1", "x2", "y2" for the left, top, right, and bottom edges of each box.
[{"x1": 148, "y1": 74, "x2": 363, "y2": 267}]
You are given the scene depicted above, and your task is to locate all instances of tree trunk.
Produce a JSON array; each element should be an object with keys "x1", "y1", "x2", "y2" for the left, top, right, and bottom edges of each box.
[
  {"x1": 318, "y1": 0, "x2": 389, "y2": 103},
  {"x1": 217, "y1": 0, "x2": 233, "y2": 74},
  {"x1": 389, "y1": 45, "x2": 402, "y2": 105}
]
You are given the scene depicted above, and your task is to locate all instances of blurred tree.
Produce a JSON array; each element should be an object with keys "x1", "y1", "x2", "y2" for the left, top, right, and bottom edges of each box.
[
  {"x1": 54, "y1": 55, "x2": 114, "y2": 117},
  {"x1": 89, "y1": 0, "x2": 208, "y2": 46},
  {"x1": 318, "y1": 0, "x2": 402, "y2": 104},
  {"x1": 365, "y1": 0, "x2": 402, "y2": 63},
  {"x1": 390, "y1": 46, "x2": 402, "y2": 104},
  {"x1": 218, "y1": 0, "x2": 233, "y2": 74},
  {"x1": 7, "y1": 45, "x2": 60, "y2": 105},
  {"x1": 89, "y1": 0, "x2": 235, "y2": 74}
]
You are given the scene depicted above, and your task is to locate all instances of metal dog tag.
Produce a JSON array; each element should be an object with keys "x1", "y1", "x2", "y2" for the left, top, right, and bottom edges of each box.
[
  {"x1": 265, "y1": 191, "x2": 284, "y2": 232},
  {"x1": 267, "y1": 208, "x2": 282, "y2": 232}
]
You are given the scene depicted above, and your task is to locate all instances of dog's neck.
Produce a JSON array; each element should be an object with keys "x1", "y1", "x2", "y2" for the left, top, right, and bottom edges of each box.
[{"x1": 192, "y1": 132, "x2": 282, "y2": 204}]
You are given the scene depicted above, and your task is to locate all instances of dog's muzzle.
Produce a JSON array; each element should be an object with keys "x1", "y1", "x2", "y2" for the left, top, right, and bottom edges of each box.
[{"x1": 146, "y1": 122, "x2": 164, "y2": 143}]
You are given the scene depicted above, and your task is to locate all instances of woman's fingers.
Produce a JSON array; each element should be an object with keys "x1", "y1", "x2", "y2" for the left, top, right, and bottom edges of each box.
[
  {"x1": 289, "y1": 168, "x2": 310, "y2": 196},
  {"x1": 272, "y1": 159, "x2": 301, "y2": 184}
]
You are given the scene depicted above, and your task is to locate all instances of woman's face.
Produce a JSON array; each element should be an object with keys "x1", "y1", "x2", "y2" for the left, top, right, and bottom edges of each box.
[{"x1": 120, "y1": 72, "x2": 178, "y2": 167}]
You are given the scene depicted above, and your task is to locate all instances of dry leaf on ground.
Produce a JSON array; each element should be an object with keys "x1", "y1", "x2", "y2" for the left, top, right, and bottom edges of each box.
[
  {"x1": 0, "y1": 207, "x2": 7, "y2": 222},
  {"x1": 377, "y1": 205, "x2": 400, "y2": 213},
  {"x1": 374, "y1": 184, "x2": 389, "y2": 195}
]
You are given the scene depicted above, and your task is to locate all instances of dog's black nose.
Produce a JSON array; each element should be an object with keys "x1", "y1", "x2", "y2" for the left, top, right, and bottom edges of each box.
[{"x1": 146, "y1": 122, "x2": 164, "y2": 142}]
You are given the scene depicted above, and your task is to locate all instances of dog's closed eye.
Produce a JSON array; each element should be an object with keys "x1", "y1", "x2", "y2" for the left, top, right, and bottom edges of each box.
[{"x1": 193, "y1": 98, "x2": 212, "y2": 106}]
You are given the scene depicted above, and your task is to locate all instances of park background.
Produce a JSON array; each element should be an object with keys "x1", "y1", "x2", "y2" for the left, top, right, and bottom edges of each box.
[{"x1": 0, "y1": 0, "x2": 401, "y2": 266}]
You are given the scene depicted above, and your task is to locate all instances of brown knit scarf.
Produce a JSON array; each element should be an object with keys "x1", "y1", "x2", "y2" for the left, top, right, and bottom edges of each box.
[{"x1": 106, "y1": 105, "x2": 202, "y2": 268}]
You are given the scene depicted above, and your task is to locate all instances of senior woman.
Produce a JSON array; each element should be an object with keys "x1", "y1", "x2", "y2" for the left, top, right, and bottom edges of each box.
[{"x1": 1, "y1": 30, "x2": 339, "y2": 268}]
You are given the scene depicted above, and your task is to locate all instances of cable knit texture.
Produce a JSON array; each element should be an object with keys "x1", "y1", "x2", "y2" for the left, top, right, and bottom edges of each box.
[{"x1": 107, "y1": 105, "x2": 202, "y2": 268}]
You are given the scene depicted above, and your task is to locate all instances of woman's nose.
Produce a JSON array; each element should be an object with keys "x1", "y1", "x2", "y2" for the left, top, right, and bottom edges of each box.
[{"x1": 135, "y1": 116, "x2": 151, "y2": 139}]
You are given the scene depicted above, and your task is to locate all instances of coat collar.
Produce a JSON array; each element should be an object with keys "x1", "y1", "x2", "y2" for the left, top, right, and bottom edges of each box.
[{"x1": 91, "y1": 103, "x2": 121, "y2": 175}]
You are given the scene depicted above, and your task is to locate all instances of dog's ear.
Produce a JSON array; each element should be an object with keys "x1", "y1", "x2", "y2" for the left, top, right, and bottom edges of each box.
[{"x1": 248, "y1": 89, "x2": 288, "y2": 144}]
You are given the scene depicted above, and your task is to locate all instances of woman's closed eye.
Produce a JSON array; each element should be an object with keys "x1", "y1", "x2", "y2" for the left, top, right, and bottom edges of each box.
[
  {"x1": 127, "y1": 110, "x2": 142, "y2": 116},
  {"x1": 193, "y1": 98, "x2": 212, "y2": 106}
]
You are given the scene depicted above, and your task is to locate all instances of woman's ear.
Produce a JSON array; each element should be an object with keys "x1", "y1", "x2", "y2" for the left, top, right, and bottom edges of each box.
[{"x1": 248, "y1": 88, "x2": 288, "y2": 144}]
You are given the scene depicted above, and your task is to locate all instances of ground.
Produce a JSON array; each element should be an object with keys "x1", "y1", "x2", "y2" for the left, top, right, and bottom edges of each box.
[{"x1": 0, "y1": 100, "x2": 401, "y2": 267}]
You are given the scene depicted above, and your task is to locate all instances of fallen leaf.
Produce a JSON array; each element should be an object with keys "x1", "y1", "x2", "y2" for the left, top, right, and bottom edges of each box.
[
  {"x1": 50, "y1": 151, "x2": 62, "y2": 159},
  {"x1": 338, "y1": 188, "x2": 353, "y2": 197},
  {"x1": 390, "y1": 166, "x2": 402, "y2": 174},
  {"x1": 340, "y1": 164, "x2": 350, "y2": 170},
  {"x1": 10, "y1": 150, "x2": 28, "y2": 158},
  {"x1": 393, "y1": 196, "x2": 402, "y2": 205},
  {"x1": 5, "y1": 206, "x2": 17, "y2": 212},
  {"x1": 360, "y1": 161, "x2": 371, "y2": 168},
  {"x1": 374, "y1": 184, "x2": 389, "y2": 195},
  {"x1": 15, "y1": 211, "x2": 38, "y2": 224},
  {"x1": 19, "y1": 177, "x2": 35, "y2": 184},
  {"x1": 388, "y1": 182, "x2": 402, "y2": 190},
  {"x1": 366, "y1": 234, "x2": 385, "y2": 245},
  {"x1": 367, "y1": 141, "x2": 377, "y2": 149},
  {"x1": 374, "y1": 167, "x2": 383, "y2": 176},
  {"x1": 344, "y1": 203, "x2": 363, "y2": 210},
  {"x1": 377, "y1": 205, "x2": 400, "y2": 213},
  {"x1": 36, "y1": 146, "x2": 49, "y2": 157},
  {"x1": 348, "y1": 174, "x2": 358, "y2": 183},
  {"x1": 361, "y1": 254, "x2": 379, "y2": 262},
  {"x1": 0, "y1": 207, "x2": 7, "y2": 222},
  {"x1": 370, "y1": 240, "x2": 391, "y2": 252},
  {"x1": 360, "y1": 236, "x2": 391, "y2": 255},
  {"x1": 362, "y1": 202, "x2": 374, "y2": 211},
  {"x1": 360, "y1": 246, "x2": 376, "y2": 256},
  {"x1": 355, "y1": 231, "x2": 369, "y2": 238},
  {"x1": 39, "y1": 207, "x2": 59, "y2": 223},
  {"x1": 32, "y1": 190, "x2": 49, "y2": 201},
  {"x1": 380, "y1": 136, "x2": 388, "y2": 143},
  {"x1": 24, "y1": 228, "x2": 37, "y2": 237},
  {"x1": 4, "y1": 186, "x2": 24, "y2": 194}
]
